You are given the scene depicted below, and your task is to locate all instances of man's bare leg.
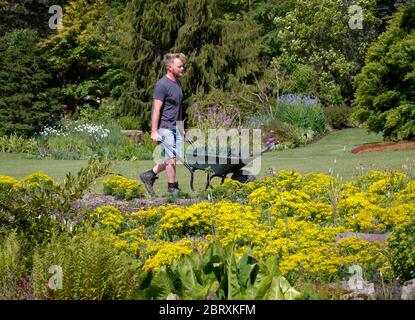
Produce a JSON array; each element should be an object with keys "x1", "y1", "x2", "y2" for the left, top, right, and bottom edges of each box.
[
  {"x1": 152, "y1": 158, "x2": 176, "y2": 183},
  {"x1": 152, "y1": 162, "x2": 166, "y2": 175},
  {"x1": 165, "y1": 158, "x2": 176, "y2": 183}
]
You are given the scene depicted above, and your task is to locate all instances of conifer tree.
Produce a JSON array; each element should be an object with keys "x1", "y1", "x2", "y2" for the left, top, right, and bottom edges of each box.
[
  {"x1": 40, "y1": 0, "x2": 127, "y2": 114},
  {"x1": 353, "y1": 4, "x2": 415, "y2": 140},
  {"x1": 120, "y1": 0, "x2": 264, "y2": 130},
  {"x1": 0, "y1": 0, "x2": 68, "y2": 37},
  {"x1": 0, "y1": 29, "x2": 63, "y2": 136}
]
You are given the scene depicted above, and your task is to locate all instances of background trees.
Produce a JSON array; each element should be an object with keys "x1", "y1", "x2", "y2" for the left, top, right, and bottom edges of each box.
[
  {"x1": 0, "y1": 0, "x2": 68, "y2": 37},
  {"x1": 353, "y1": 4, "x2": 415, "y2": 140},
  {"x1": 120, "y1": 0, "x2": 265, "y2": 130},
  {"x1": 0, "y1": 29, "x2": 63, "y2": 136},
  {"x1": 269, "y1": 0, "x2": 381, "y2": 107},
  {"x1": 0, "y1": 0, "x2": 414, "y2": 141},
  {"x1": 40, "y1": 0, "x2": 127, "y2": 115}
]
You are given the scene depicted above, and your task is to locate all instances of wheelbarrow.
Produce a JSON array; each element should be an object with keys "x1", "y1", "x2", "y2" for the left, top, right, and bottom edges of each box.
[{"x1": 159, "y1": 135, "x2": 275, "y2": 192}]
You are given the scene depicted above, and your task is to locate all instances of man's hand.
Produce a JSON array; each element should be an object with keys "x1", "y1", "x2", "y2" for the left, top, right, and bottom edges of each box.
[{"x1": 151, "y1": 131, "x2": 160, "y2": 142}]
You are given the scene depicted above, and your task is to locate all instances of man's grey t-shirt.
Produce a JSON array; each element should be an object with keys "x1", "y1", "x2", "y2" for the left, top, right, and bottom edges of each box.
[{"x1": 152, "y1": 75, "x2": 183, "y2": 129}]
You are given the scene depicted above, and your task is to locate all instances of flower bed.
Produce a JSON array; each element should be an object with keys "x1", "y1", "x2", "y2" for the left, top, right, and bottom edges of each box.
[{"x1": 90, "y1": 169, "x2": 415, "y2": 284}]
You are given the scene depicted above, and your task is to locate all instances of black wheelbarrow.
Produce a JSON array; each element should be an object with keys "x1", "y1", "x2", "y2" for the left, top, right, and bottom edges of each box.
[{"x1": 159, "y1": 136, "x2": 275, "y2": 192}]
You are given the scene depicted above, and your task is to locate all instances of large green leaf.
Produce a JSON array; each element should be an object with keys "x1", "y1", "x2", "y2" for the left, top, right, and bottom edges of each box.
[
  {"x1": 264, "y1": 276, "x2": 284, "y2": 300},
  {"x1": 177, "y1": 256, "x2": 198, "y2": 292},
  {"x1": 147, "y1": 267, "x2": 174, "y2": 300},
  {"x1": 224, "y1": 244, "x2": 240, "y2": 300}
]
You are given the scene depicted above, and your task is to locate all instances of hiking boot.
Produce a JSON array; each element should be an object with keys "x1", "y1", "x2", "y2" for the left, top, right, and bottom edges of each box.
[
  {"x1": 167, "y1": 182, "x2": 180, "y2": 194},
  {"x1": 139, "y1": 170, "x2": 158, "y2": 195}
]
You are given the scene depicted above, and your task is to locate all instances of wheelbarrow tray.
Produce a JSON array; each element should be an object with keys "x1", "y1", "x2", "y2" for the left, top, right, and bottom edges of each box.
[
  {"x1": 160, "y1": 139, "x2": 275, "y2": 192},
  {"x1": 185, "y1": 147, "x2": 255, "y2": 176}
]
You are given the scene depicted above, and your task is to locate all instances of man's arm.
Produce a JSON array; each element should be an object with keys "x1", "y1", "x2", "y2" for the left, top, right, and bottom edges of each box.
[{"x1": 151, "y1": 99, "x2": 163, "y2": 141}]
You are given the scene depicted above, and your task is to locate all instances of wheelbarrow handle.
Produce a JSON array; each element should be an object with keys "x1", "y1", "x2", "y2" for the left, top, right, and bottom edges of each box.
[
  {"x1": 158, "y1": 138, "x2": 194, "y2": 173},
  {"x1": 158, "y1": 138, "x2": 196, "y2": 192}
]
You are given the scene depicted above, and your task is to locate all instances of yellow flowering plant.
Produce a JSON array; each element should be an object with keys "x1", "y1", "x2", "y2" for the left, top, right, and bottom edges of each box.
[
  {"x1": 387, "y1": 216, "x2": 415, "y2": 282},
  {"x1": 0, "y1": 175, "x2": 20, "y2": 192},
  {"x1": 90, "y1": 206, "x2": 125, "y2": 232},
  {"x1": 17, "y1": 172, "x2": 60, "y2": 196},
  {"x1": 102, "y1": 175, "x2": 145, "y2": 200},
  {"x1": 86, "y1": 168, "x2": 415, "y2": 286},
  {"x1": 208, "y1": 178, "x2": 253, "y2": 203},
  {"x1": 143, "y1": 239, "x2": 193, "y2": 271}
]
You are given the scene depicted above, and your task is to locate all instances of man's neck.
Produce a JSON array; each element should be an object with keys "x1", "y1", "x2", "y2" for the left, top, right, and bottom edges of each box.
[{"x1": 166, "y1": 73, "x2": 177, "y2": 82}]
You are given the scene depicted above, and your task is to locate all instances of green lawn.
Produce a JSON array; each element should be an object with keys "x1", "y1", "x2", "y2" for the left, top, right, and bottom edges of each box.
[{"x1": 1, "y1": 128, "x2": 415, "y2": 194}]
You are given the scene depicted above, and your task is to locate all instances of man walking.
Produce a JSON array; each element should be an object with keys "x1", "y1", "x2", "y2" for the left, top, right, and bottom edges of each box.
[{"x1": 139, "y1": 53, "x2": 186, "y2": 195}]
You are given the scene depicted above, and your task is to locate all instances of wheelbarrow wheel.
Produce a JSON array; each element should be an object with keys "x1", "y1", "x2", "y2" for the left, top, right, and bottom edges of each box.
[{"x1": 230, "y1": 170, "x2": 256, "y2": 183}]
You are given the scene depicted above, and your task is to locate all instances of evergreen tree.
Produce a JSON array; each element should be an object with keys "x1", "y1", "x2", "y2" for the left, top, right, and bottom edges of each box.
[
  {"x1": 376, "y1": 0, "x2": 415, "y2": 27},
  {"x1": 40, "y1": 0, "x2": 127, "y2": 114},
  {"x1": 120, "y1": 0, "x2": 264, "y2": 130},
  {"x1": 0, "y1": 0, "x2": 68, "y2": 37},
  {"x1": 0, "y1": 29, "x2": 63, "y2": 136},
  {"x1": 353, "y1": 4, "x2": 415, "y2": 140}
]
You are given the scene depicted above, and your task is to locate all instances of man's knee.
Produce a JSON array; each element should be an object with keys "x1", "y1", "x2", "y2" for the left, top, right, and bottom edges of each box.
[{"x1": 165, "y1": 158, "x2": 176, "y2": 166}]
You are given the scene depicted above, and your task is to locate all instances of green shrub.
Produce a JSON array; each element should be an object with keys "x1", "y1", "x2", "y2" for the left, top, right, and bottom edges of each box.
[
  {"x1": 74, "y1": 99, "x2": 119, "y2": 125},
  {"x1": 263, "y1": 119, "x2": 311, "y2": 147},
  {"x1": 273, "y1": 101, "x2": 327, "y2": 134},
  {"x1": 117, "y1": 116, "x2": 140, "y2": 130},
  {"x1": 387, "y1": 216, "x2": 415, "y2": 282},
  {"x1": 103, "y1": 175, "x2": 145, "y2": 200},
  {"x1": 115, "y1": 134, "x2": 155, "y2": 161},
  {"x1": 353, "y1": 4, "x2": 415, "y2": 140},
  {"x1": 0, "y1": 158, "x2": 112, "y2": 244},
  {"x1": 0, "y1": 232, "x2": 31, "y2": 299},
  {"x1": 46, "y1": 135, "x2": 93, "y2": 159},
  {"x1": 0, "y1": 134, "x2": 39, "y2": 154},
  {"x1": 324, "y1": 106, "x2": 354, "y2": 129},
  {"x1": 31, "y1": 228, "x2": 141, "y2": 299}
]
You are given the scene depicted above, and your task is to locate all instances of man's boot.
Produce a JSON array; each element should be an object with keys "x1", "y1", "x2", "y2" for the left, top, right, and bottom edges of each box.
[
  {"x1": 139, "y1": 170, "x2": 158, "y2": 195},
  {"x1": 167, "y1": 182, "x2": 180, "y2": 194}
]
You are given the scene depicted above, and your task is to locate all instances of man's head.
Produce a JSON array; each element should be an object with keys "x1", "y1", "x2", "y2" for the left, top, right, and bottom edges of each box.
[{"x1": 164, "y1": 53, "x2": 186, "y2": 79}]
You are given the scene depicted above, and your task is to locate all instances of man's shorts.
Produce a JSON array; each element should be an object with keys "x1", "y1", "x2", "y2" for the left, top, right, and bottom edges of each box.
[{"x1": 158, "y1": 127, "x2": 183, "y2": 161}]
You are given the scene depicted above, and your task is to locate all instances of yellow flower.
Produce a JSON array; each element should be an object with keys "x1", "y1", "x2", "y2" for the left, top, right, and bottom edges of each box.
[
  {"x1": 20, "y1": 172, "x2": 57, "y2": 191},
  {"x1": 144, "y1": 239, "x2": 192, "y2": 271},
  {"x1": 102, "y1": 175, "x2": 145, "y2": 200},
  {"x1": 0, "y1": 175, "x2": 20, "y2": 191},
  {"x1": 91, "y1": 205, "x2": 124, "y2": 231}
]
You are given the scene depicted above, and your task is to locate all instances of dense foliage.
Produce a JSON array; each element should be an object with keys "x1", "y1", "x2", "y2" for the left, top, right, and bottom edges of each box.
[
  {"x1": 1, "y1": 0, "x2": 414, "y2": 140},
  {"x1": 388, "y1": 216, "x2": 415, "y2": 282},
  {"x1": 0, "y1": 0, "x2": 68, "y2": 37},
  {"x1": 353, "y1": 4, "x2": 415, "y2": 140},
  {"x1": 2, "y1": 166, "x2": 414, "y2": 299},
  {"x1": 0, "y1": 29, "x2": 63, "y2": 137}
]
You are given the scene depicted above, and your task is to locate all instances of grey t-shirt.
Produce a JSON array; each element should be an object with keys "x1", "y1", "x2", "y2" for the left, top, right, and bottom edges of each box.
[{"x1": 152, "y1": 75, "x2": 183, "y2": 129}]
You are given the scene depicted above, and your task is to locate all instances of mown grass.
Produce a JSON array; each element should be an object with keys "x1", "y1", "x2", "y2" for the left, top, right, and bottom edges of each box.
[{"x1": 1, "y1": 128, "x2": 415, "y2": 194}]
